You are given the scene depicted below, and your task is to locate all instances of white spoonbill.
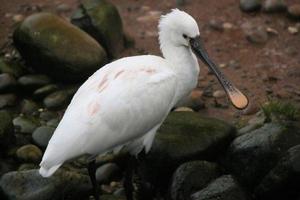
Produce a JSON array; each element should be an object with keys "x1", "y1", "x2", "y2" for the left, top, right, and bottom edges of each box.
[{"x1": 39, "y1": 9, "x2": 248, "y2": 200}]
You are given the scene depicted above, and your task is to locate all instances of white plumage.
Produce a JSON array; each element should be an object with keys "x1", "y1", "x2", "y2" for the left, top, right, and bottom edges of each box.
[{"x1": 39, "y1": 9, "x2": 213, "y2": 177}]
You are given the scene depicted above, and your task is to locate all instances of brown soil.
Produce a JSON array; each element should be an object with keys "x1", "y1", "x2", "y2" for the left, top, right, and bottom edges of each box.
[{"x1": 1, "y1": 0, "x2": 299, "y2": 124}]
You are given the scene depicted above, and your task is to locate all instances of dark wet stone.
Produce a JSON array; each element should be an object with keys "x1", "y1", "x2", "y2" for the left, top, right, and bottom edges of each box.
[
  {"x1": 43, "y1": 90, "x2": 70, "y2": 110},
  {"x1": 46, "y1": 118, "x2": 60, "y2": 128},
  {"x1": 263, "y1": 0, "x2": 286, "y2": 13},
  {"x1": 18, "y1": 163, "x2": 37, "y2": 171},
  {"x1": 137, "y1": 112, "x2": 236, "y2": 195},
  {"x1": 0, "y1": 58, "x2": 25, "y2": 78},
  {"x1": 71, "y1": 0, "x2": 124, "y2": 58},
  {"x1": 191, "y1": 175, "x2": 248, "y2": 200},
  {"x1": 288, "y1": 4, "x2": 300, "y2": 20},
  {"x1": 254, "y1": 144, "x2": 300, "y2": 200},
  {"x1": 13, "y1": 13, "x2": 107, "y2": 82},
  {"x1": 0, "y1": 73, "x2": 17, "y2": 93},
  {"x1": 224, "y1": 122, "x2": 300, "y2": 188},
  {"x1": 39, "y1": 111, "x2": 59, "y2": 121},
  {"x1": 13, "y1": 116, "x2": 40, "y2": 134},
  {"x1": 32, "y1": 126, "x2": 55, "y2": 148},
  {"x1": 16, "y1": 144, "x2": 42, "y2": 163},
  {"x1": 0, "y1": 94, "x2": 17, "y2": 109},
  {"x1": 96, "y1": 163, "x2": 121, "y2": 184},
  {"x1": 170, "y1": 161, "x2": 221, "y2": 200},
  {"x1": 33, "y1": 84, "x2": 59, "y2": 100},
  {"x1": 0, "y1": 169, "x2": 91, "y2": 200},
  {"x1": 20, "y1": 99, "x2": 39, "y2": 115},
  {"x1": 240, "y1": 0, "x2": 262, "y2": 12},
  {"x1": 18, "y1": 74, "x2": 51, "y2": 90}
]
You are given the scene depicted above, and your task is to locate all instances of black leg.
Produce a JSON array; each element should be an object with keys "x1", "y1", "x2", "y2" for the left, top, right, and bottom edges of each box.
[
  {"x1": 88, "y1": 160, "x2": 100, "y2": 200},
  {"x1": 124, "y1": 156, "x2": 136, "y2": 200}
]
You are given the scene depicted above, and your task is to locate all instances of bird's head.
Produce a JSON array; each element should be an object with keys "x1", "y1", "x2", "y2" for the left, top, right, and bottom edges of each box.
[{"x1": 159, "y1": 9, "x2": 249, "y2": 110}]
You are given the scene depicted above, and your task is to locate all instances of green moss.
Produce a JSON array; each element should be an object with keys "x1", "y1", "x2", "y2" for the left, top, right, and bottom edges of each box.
[{"x1": 261, "y1": 100, "x2": 300, "y2": 123}]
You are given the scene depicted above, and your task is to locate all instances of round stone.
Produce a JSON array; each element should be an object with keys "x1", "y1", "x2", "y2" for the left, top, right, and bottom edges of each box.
[
  {"x1": 16, "y1": 144, "x2": 42, "y2": 163},
  {"x1": 32, "y1": 126, "x2": 55, "y2": 148}
]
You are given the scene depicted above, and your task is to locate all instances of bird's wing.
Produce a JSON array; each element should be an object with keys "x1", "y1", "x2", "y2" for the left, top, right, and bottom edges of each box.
[{"x1": 41, "y1": 56, "x2": 178, "y2": 173}]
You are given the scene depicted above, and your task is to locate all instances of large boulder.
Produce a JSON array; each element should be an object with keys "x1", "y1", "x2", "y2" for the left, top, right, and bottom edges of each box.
[
  {"x1": 224, "y1": 122, "x2": 300, "y2": 188},
  {"x1": 0, "y1": 169, "x2": 91, "y2": 200},
  {"x1": 13, "y1": 13, "x2": 107, "y2": 82},
  {"x1": 169, "y1": 161, "x2": 221, "y2": 200},
  {"x1": 71, "y1": 0, "x2": 124, "y2": 58},
  {"x1": 136, "y1": 112, "x2": 236, "y2": 195},
  {"x1": 254, "y1": 144, "x2": 300, "y2": 200},
  {"x1": 191, "y1": 175, "x2": 248, "y2": 200}
]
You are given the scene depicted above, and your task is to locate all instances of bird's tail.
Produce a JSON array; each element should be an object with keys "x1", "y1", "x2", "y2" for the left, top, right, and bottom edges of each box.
[{"x1": 39, "y1": 162, "x2": 62, "y2": 177}]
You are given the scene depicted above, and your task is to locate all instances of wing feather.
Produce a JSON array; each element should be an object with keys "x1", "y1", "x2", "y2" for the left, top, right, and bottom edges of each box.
[{"x1": 40, "y1": 56, "x2": 178, "y2": 175}]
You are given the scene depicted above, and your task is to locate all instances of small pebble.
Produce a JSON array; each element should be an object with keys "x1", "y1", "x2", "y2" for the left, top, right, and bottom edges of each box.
[
  {"x1": 213, "y1": 90, "x2": 226, "y2": 98},
  {"x1": 288, "y1": 26, "x2": 298, "y2": 34}
]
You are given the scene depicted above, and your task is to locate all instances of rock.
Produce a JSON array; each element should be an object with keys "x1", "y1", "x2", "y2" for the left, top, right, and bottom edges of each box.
[
  {"x1": 176, "y1": 0, "x2": 185, "y2": 6},
  {"x1": 46, "y1": 118, "x2": 60, "y2": 128},
  {"x1": 0, "y1": 73, "x2": 17, "y2": 93},
  {"x1": 16, "y1": 144, "x2": 42, "y2": 163},
  {"x1": 18, "y1": 163, "x2": 37, "y2": 171},
  {"x1": 208, "y1": 19, "x2": 224, "y2": 31},
  {"x1": 13, "y1": 116, "x2": 40, "y2": 134},
  {"x1": 12, "y1": 14, "x2": 25, "y2": 23},
  {"x1": 213, "y1": 90, "x2": 226, "y2": 98},
  {"x1": 288, "y1": 4, "x2": 300, "y2": 20},
  {"x1": 56, "y1": 3, "x2": 71, "y2": 12},
  {"x1": 96, "y1": 163, "x2": 121, "y2": 184},
  {"x1": 32, "y1": 126, "x2": 55, "y2": 148},
  {"x1": 18, "y1": 74, "x2": 51, "y2": 90},
  {"x1": 246, "y1": 26, "x2": 268, "y2": 44},
  {"x1": 254, "y1": 145, "x2": 300, "y2": 199},
  {"x1": 288, "y1": 26, "x2": 298, "y2": 34},
  {"x1": 240, "y1": 0, "x2": 261, "y2": 12},
  {"x1": 138, "y1": 112, "x2": 236, "y2": 193},
  {"x1": 20, "y1": 99, "x2": 39, "y2": 115},
  {"x1": 170, "y1": 161, "x2": 221, "y2": 200},
  {"x1": 43, "y1": 90, "x2": 70, "y2": 110},
  {"x1": 100, "y1": 194, "x2": 125, "y2": 200},
  {"x1": 13, "y1": 13, "x2": 107, "y2": 82},
  {"x1": 33, "y1": 84, "x2": 59, "y2": 99},
  {"x1": 241, "y1": 100, "x2": 259, "y2": 115},
  {"x1": 263, "y1": 0, "x2": 286, "y2": 13},
  {"x1": 225, "y1": 122, "x2": 300, "y2": 188},
  {"x1": 0, "y1": 110, "x2": 14, "y2": 147},
  {"x1": 39, "y1": 111, "x2": 58, "y2": 121},
  {"x1": 0, "y1": 94, "x2": 17, "y2": 109},
  {"x1": 0, "y1": 58, "x2": 25, "y2": 78},
  {"x1": 0, "y1": 169, "x2": 91, "y2": 200},
  {"x1": 222, "y1": 22, "x2": 233, "y2": 30},
  {"x1": 191, "y1": 175, "x2": 248, "y2": 200},
  {"x1": 71, "y1": 0, "x2": 124, "y2": 58},
  {"x1": 238, "y1": 111, "x2": 266, "y2": 135}
]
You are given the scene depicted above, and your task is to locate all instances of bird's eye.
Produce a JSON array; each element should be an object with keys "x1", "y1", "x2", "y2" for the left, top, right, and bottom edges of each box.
[{"x1": 182, "y1": 34, "x2": 188, "y2": 39}]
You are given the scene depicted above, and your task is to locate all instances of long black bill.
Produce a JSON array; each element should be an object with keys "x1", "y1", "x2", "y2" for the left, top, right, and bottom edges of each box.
[{"x1": 190, "y1": 36, "x2": 249, "y2": 110}]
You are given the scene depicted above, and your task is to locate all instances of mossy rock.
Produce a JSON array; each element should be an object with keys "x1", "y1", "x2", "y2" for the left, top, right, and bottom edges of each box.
[
  {"x1": 71, "y1": 0, "x2": 124, "y2": 58},
  {"x1": 137, "y1": 112, "x2": 236, "y2": 194},
  {"x1": 13, "y1": 13, "x2": 107, "y2": 82}
]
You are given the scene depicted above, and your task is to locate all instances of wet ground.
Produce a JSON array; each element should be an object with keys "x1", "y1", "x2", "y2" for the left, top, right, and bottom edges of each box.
[{"x1": 1, "y1": 0, "x2": 299, "y2": 124}]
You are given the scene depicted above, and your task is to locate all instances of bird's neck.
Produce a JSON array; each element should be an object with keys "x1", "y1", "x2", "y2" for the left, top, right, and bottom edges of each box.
[{"x1": 161, "y1": 42, "x2": 200, "y2": 105}]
